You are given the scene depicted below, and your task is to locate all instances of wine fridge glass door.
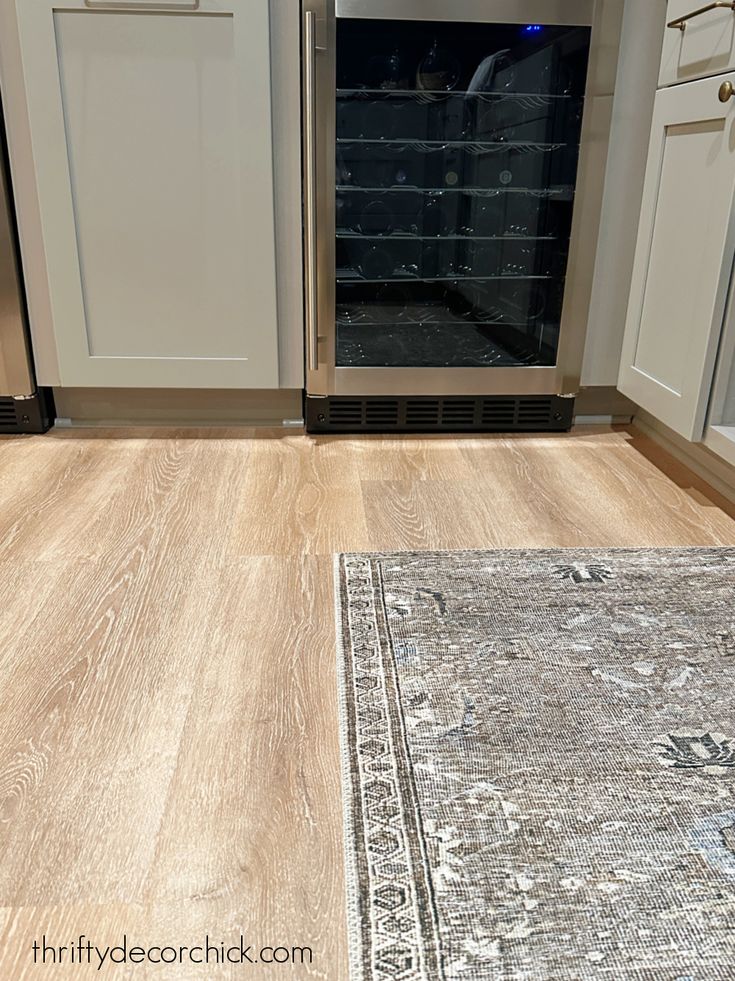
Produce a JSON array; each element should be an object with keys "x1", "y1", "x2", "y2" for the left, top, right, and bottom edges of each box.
[{"x1": 334, "y1": 17, "x2": 590, "y2": 372}]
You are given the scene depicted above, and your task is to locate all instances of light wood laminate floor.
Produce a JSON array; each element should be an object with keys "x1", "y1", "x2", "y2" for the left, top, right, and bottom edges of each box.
[{"x1": 0, "y1": 426, "x2": 734, "y2": 979}]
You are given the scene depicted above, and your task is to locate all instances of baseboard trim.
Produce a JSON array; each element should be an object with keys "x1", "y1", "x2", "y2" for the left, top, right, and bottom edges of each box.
[
  {"x1": 633, "y1": 410, "x2": 735, "y2": 507},
  {"x1": 574, "y1": 386, "x2": 636, "y2": 421},
  {"x1": 51, "y1": 388, "x2": 303, "y2": 428}
]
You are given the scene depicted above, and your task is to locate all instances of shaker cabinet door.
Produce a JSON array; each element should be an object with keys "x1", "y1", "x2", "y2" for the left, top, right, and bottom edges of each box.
[
  {"x1": 659, "y1": 0, "x2": 735, "y2": 87},
  {"x1": 618, "y1": 72, "x2": 735, "y2": 439},
  {"x1": 15, "y1": 0, "x2": 280, "y2": 388}
]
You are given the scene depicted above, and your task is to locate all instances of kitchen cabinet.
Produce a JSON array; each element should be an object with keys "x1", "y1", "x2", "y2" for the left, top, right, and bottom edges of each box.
[
  {"x1": 11, "y1": 0, "x2": 280, "y2": 388},
  {"x1": 617, "y1": 70, "x2": 735, "y2": 440},
  {"x1": 704, "y1": 287, "x2": 735, "y2": 466},
  {"x1": 581, "y1": 0, "x2": 664, "y2": 387},
  {"x1": 659, "y1": 0, "x2": 735, "y2": 86}
]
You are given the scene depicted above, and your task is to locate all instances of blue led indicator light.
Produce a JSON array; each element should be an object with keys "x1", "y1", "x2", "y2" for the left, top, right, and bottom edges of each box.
[{"x1": 524, "y1": 24, "x2": 543, "y2": 33}]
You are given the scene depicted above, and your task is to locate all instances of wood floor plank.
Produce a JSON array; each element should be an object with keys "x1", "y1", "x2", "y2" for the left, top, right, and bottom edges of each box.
[
  {"x1": 360, "y1": 433, "x2": 611, "y2": 551},
  {"x1": 0, "y1": 439, "x2": 121, "y2": 560},
  {"x1": 146, "y1": 555, "x2": 345, "y2": 980},
  {"x1": 39, "y1": 438, "x2": 248, "y2": 564},
  {"x1": 458, "y1": 429, "x2": 735, "y2": 546},
  {"x1": 0, "y1": 435, "x2": 255, "y2": 564},
  {"x1": 610, "y1": 431, "x2": 735, "y2": 542},
  {"x1": 0, "y1": 436, "x2": 255, "y2": 905},
  {"x1": 344, "y1": 434, "x2": 475, "y2": 482},
  {"x1": 232, "y1": 436, "x2": 369, "y2": 555},
  {"x1": 534, "y1": 445, "x2": 734, "y2": 546},
  {"x1": 0, "y1": 558, "x2": 220, "y2": 906}
]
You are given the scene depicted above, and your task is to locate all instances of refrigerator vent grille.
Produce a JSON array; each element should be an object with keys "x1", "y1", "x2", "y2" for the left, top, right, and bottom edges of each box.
[
  {"x1": 327, "y1": 399, "x2": 363, "y2": 425},
  {"x1": 518, "y1": 398, "x2": 555, "y2": 423},
  {"x1": 481, "y1": 399, "x2": 517, "y2": 426},
  {"x1": 405, "y1": 400, "x2": 441, "y2": 426},
  {"x1": 308, "y1": 395, "x2": 572, "y2": 433},
  {"x1": 365, "y1": 400, "x2": 399, "y2": 426},
  {"x1": 0, "y1": 398, "x2": 18, "y2": 428},
  {"x1": 440, "y1": 399, "x2": 476, "y2": 426}
]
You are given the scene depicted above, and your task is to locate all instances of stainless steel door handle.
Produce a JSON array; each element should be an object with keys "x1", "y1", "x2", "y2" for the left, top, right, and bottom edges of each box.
[
  {"x1": 303, "y1": 9, "x2": 320, "y2": 373},
  {"x1": 668, "y1": 1, "x2": 735, "y2": 30}
]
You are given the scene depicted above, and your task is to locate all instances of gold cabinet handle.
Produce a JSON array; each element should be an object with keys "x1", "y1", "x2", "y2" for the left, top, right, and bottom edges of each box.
[
  {"x1": 719, "y1": 80, "x2": 735, "y2": 100},
  {"x1": 668, "y1": 1, "x2": 735, "y2": 30}
]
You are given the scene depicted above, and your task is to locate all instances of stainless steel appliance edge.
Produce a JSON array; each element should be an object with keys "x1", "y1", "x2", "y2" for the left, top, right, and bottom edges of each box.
[{"x1": 304, "y1": 0, "x2": 606, "y2": 399}]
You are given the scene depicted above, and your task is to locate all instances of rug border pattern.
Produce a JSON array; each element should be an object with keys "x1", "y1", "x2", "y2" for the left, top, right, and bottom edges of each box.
[{"x1": 336, "y1": 554, "x2": 442, "y2": 981}]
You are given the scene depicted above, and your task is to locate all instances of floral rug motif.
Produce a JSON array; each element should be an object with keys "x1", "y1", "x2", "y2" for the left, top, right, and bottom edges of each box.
[{"x1": 336, "y1": 549, "x2": 735, "y2": 980}]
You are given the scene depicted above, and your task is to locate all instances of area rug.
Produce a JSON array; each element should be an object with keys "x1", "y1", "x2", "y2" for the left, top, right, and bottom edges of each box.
[{"x1": 336, "y1": 548, "x2": 735, "y2": 981}]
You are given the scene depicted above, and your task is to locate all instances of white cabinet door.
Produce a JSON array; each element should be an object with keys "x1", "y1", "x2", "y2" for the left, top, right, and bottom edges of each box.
[
  {"x1": 15, "y1": 0, "x2": 280, "y2": 388},
  {"x1": 618, "y1": 71, "x2": 735, "y2": 439}
]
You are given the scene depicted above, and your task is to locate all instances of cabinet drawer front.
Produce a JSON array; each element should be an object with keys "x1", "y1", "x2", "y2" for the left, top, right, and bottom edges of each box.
[
  {"x1": 618, "y1": 72, "x2": 735, "y2": 439},
  {"x1": 660, "y1": 1, "x2": 735, "y2": 86}
]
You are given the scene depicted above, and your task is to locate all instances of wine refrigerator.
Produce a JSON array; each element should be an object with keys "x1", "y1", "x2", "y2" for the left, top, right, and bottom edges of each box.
[{"x1": 303, "y1": 0, "x2": 602, "y2": 433}]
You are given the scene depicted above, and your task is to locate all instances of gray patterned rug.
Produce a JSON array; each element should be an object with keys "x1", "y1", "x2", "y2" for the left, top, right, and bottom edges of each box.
[{"x1": 336, "y1": 549, "x2": 735, "y2": 981}]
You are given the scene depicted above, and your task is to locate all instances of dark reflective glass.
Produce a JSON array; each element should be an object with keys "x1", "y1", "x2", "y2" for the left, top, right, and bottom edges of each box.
[{"x1": 334, "y1": 18, "x2": 590, "y2": 369}]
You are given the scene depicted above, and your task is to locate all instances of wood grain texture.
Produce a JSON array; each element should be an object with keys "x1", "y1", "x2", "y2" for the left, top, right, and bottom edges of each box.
[
  {"x1": 146, "y1": 555, "x2": 343, "y2": 979},
  {"x1": 233, "y1": 435, "x2": 370, "y2": 555},
  {"x1": 0, "y1": 424, "x2": 733, "y2": 979}
]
